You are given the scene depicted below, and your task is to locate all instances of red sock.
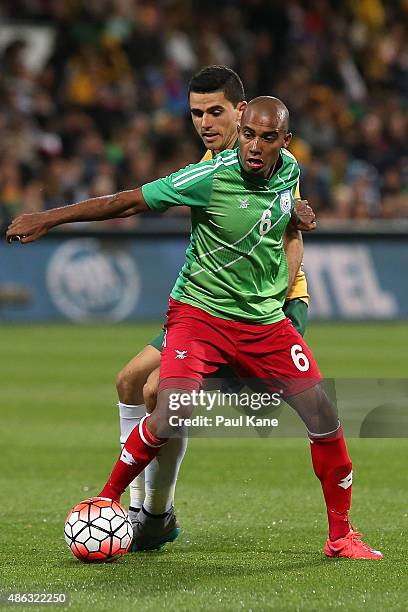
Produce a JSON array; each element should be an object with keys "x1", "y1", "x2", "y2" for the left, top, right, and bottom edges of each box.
[
  {"x1": 99, "y1": 416, "x2": 166, "y2": 501},
  {"x1": 309, "y1": 426, "x2": 352, "y2": 541}
]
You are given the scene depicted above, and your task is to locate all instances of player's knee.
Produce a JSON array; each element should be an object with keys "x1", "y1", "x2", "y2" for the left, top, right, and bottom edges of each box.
[
  {"x1": 116, "y1": 366, "x2": 144, "y2": 404},
  {"x1": 150, "y1": 391, "x2": 194, "y2": 438},
  {"x1": 154, "y1": 409, "x2": 191, "y2": 439},
  {"x1": 116, "y1": 367, "x2": 130, "y2": 397},
  {"x1": 143, "y1": 380, "x2": 157, "y2": 414}
]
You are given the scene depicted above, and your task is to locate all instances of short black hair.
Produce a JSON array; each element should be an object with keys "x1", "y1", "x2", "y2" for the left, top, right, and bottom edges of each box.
[{"x1": 188, "y1": 65, "x2": 245, "y2": 106}]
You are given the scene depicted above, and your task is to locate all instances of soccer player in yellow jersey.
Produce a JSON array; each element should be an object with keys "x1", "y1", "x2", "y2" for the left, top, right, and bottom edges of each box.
[{"x1": 115, "y1": 66, "x2": 311, "y2": 550}]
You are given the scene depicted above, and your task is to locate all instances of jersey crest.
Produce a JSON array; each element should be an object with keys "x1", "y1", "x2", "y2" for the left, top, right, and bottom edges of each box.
[{"x1": 279, "y1": 190, "x2": 292, "y2": 214}]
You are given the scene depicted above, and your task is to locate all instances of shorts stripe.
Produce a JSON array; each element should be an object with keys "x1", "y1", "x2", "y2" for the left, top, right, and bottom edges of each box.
[{"x1": 158, "y1": 377, "x2": 202, "y2": 393}]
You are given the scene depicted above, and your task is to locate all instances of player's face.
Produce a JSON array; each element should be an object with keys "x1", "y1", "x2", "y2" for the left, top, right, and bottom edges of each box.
[
  {"x1": 238, "y1": 108, "x2": 292, "y2": 178},
  {"x1": 189, "y1": 91, "x2": 246, "y2": 154}
]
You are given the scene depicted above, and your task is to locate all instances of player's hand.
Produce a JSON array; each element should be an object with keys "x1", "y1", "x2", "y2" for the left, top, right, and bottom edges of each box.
[
  {"x1": 293, "y1": 199, "x2": 317, "y2": 231},
  {"x1": 6, "y1": 213, "x2": 52, "y2": 244}
]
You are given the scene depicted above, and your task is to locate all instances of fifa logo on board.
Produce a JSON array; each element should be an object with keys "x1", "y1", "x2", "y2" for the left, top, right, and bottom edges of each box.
[{"x1": 46, "y1": 239, "x2": 140, "y2": 322}]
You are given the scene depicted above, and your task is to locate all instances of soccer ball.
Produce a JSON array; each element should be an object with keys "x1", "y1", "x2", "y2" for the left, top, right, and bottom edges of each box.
[{"x1": 64, "y1": 497, "x2": 133, "y2": 562}]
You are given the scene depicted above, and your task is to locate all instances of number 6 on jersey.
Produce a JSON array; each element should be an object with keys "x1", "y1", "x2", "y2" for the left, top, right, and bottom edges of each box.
[{"x1": 259, "y1": 209, "x2": 272, "y2": 236}]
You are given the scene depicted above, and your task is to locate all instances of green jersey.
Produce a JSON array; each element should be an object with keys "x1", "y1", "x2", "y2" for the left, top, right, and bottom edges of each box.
[{"x1": 142, "y1": 148, "x2": 300, "y2": 324}]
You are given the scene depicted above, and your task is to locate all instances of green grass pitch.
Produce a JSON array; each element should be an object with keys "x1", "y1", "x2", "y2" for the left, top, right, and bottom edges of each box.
[{"x1": 1, "y1": 322, "x2": 407, "y2": 611}]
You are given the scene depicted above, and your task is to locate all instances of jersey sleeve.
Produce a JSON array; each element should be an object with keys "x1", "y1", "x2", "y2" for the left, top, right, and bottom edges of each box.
[
  {"x1": 142, "y1": 160, "x2": 215, "y2": 212},
  {"x1": 294, "y1": 180, "x2": 301, "y2": 199}
]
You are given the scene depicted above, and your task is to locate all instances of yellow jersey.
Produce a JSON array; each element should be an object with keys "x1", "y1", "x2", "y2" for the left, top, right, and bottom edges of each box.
[{"x1": 201, "y1": 149, "x2": 308, "y2": 304}]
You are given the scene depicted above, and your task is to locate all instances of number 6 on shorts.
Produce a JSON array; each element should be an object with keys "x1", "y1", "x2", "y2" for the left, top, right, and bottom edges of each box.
[{"x1": 291, "y1": 344, "x2": 310, "y2": 372}]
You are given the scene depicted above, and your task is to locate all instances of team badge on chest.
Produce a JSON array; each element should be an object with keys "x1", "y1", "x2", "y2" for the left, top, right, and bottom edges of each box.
[{"x1": 279, "y1": 190, "x2": 292, "y2": 214}]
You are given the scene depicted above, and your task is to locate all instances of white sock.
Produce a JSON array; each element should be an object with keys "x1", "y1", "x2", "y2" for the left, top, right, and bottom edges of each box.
[
  {"x1": 143, "y1": 436, "x2": 188, "y2": 514},
  {"x1": 118, "y1": 402, "x2": 147, "y2": 444},
  {"x1": 118, "y1": 402, "x2": 146, "y2": 509}
]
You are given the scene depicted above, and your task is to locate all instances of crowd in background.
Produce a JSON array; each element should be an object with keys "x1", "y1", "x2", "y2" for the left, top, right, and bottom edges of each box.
[{"x1": 0, "y1": 0, "x2": 407, "y2": 231}]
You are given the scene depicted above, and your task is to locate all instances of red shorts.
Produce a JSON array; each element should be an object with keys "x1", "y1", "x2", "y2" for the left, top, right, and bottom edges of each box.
[{"x1": 159, "y1": 298, "x2": 321, "y2": 397}]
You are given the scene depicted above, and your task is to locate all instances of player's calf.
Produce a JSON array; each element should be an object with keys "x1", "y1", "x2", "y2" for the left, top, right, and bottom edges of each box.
[
  {"x1": 99, "y1": 416, "x2": 166, "y2": 502},
  {"x1": 139, "y1": 381, "x2": 189, "y2": 529},
  {"x1": 98, "y1": 385, "x2": 193, "y2": 502},
  {"x1": 115, "y1": 347, "x2": 162, "y2": 510},
  {"x1": 287, "y1": 385, "x2": 353, "y2": 541}
]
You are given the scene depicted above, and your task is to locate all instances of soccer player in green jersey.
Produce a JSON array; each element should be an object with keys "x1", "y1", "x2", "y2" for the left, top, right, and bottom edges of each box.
[
  {"x1": 7, "y1": 97, "x2": 382, "y2": 559},
  {"x1": 8, "y1": 66, "x2": 315, "y2": 553},
  {"x1": 114, "y1": 66, "x2": 311, "y2": 550}
]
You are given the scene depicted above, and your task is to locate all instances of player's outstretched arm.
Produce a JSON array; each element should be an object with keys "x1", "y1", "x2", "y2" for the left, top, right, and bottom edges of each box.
[{"x1": 6, "y1": 188, "x2": 149, "y2": 244}]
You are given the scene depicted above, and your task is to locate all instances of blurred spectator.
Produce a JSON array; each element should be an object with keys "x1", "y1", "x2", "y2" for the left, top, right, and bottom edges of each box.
[{"x1": 0, "y1": 0, "x2": 407, "y2": 231}]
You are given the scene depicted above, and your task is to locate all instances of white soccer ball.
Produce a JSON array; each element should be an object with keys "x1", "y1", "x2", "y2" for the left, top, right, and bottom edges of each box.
[{"x1": 64, "y1": 497, "x2": 133, "y2": 562}]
